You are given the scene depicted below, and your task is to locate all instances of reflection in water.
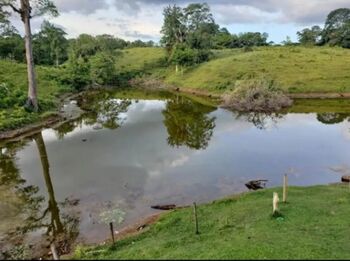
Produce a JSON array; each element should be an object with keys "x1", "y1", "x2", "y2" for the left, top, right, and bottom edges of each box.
[
  {"x1": 316, "y1": 113, "x2": 349, "y2": 125},
  {"x1": 163, "y1": 96, "x2": 216, "y2": 149},
  {"x1": 235, "y1": 112, "x2": 285, "y2": 130},
  {"x1": 0, "y1": 133, "x2": 79, "y2": 259},
  {"x1": 80, "y1": 92, "x2": 132, "y2": 130},
  {"x1": 35, "y1": 133, "x2": 64, "y2": 236}
]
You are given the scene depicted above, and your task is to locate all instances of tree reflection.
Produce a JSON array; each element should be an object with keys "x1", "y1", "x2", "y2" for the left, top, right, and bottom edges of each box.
[
  {"x1": 162, "y1": 96, "x2": 216, "y2": 150},
  {"x1": 316, "y1": 113, "x2": 349, "y2": 125},
  {"x1": 0, "y1": 134, "x2": 80, "y2": 259},
  {"x1": 236, "y1": 112, "x2": 285, "y2": 130}
]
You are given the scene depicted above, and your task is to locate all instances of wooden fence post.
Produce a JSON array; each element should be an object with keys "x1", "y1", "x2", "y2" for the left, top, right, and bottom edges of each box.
[
  {"x1": 193, "y1": 202, "x2": 199, "y2": 235},
  {"x1": 110, "y1": 222, "x2": 115, "y2": 244},
  {"x1": 283, "y1": 174, "x2": 288, "y2": 203},
  {"x1": 273, "y1": 192, "x2": 279, "y2": 215}
]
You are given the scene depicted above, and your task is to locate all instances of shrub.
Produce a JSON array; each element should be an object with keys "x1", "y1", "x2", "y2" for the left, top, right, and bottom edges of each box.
[
  {"x1": 222, "y1": 78, "x2": 293, "y2": 112},
  {"x1": 90, "y1": 52, "x2": 117, "y2": 85}
]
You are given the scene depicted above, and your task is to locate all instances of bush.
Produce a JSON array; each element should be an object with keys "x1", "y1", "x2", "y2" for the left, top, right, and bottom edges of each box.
[
  {"x1": 90, "y1": 52, "x2": 116, "y2": 85},
  {"x1": 222, "y1": 78, "x2": 293, "y2": 112},
  {"x1": 60, "y1": 56, "x2": 91, "y2": 90}
]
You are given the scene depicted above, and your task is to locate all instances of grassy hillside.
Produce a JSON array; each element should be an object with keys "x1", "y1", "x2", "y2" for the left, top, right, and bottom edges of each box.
[
  {"x1": 115, "y1": 47, "x2": 350, "y2": 94},
  {"x1": 74, "y1": 184, "x2": 350, "y2": 260},
  {"x1": 115, "y1": 47, "x2": 166, "y2": 74}
]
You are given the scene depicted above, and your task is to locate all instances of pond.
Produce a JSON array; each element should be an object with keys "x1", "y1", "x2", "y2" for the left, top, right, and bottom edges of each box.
[{"x1": 1, "y1": 90, "x2": 350, "y2": 258}]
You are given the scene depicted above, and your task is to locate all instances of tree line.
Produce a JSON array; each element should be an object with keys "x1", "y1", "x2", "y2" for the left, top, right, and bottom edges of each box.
[
  {"x1": 160, "y1": 3, "x2": 269, "y2": 68},
  {"x1": 0, "y1": 20, "x2": 156, "y2": 65},
  {"x1": 297, "y1": 8, "x2": 350, "y2": 47}
]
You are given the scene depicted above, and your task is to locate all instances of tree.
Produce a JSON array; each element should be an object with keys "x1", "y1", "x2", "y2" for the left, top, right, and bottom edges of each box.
[
  {"x1": 33, "y1": 20, "x2": 68, "y2": 66},
  {"x1": 213, "y1": 27, "x2": 233, "y2": 49},
  {"x1": 70, "y1": 34, "x2": 99, "y2": 60},
  {"x1": 321, "y1": 8, "x2": 350, "y2": 47},
  {"x1": 160, "y1": 5, "x2": 186, "y2": 53},
  {"x1": 297, "y1": 25, "x2": 322, "y2": 45},
  {"x1": 183, "y1": 3, "x2": 219, "y2": 49},
  {"x1": 96, "y1": 34, "x2": 127, "y2": 51},
  {"x1": 0, "y1": 0, "x2": 58, "y2": 112}
]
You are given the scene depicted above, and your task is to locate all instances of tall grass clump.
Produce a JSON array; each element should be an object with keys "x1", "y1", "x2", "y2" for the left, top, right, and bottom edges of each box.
[{"x1": 222, "y1": 77, "x2": 293, "y2": 112}]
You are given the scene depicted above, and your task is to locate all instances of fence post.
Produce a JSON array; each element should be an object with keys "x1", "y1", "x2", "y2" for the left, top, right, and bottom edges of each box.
[
  {"x1": 193, "y1": 202, "x2": 199, "y2": 235},
  {"x1": 273, "y1": 192, "x2": 279, "y2": 215},
  {"x1": 283, "y1": 174, "x2": 288, "y2": 203},
  {"x1": 110, "y1": 222, "x2": 115, "y2": 244}
]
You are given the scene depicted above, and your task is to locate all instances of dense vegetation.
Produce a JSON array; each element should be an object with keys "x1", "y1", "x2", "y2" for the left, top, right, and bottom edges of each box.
[{"x1": 74, "y1": 184, "x2": 350, "y2": 260}]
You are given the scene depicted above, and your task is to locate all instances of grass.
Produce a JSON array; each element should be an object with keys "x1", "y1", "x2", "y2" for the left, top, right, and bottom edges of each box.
[
  {"x1": 288, "y1": 98, "x2": 350, "y2": 113},
  {"x1": 115, "y1": 47, "x2": 166, "y2": 74},
  {"x1": 73, "y1": 183, "x2": 350, "y2": 260},
  {"x1": 0, "y1": 59, "x2": 71, "y2": 131},
  {"x1": 114, "y1": 46, "x2": 350, "y2": 94}
]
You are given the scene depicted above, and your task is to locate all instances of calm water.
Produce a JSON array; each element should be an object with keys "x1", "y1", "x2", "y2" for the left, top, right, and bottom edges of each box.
[{"x1": 1, "y1": 91, "x2": 350, "y2": 258}]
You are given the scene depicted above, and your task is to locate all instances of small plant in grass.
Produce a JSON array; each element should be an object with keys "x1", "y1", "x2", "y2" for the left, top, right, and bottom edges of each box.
[{"x1": 222, "y1": 77, "x2": 293, "y2": 112}]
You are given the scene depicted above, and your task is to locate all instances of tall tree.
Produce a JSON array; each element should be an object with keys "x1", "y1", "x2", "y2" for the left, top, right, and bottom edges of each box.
[
  {"x1": 0, "y1": 0, "x2": 58, "y2": 111},
  {"x1": 33, "y1": 20, "x2": 68, "y2": 66},
  {"x1": 160, "y1": 5, "x2": 186, "y2": 53},
  {"x1": 183, "y1": 3, "x2": 218, "y2": 49},
  {"x1": 297, "y1": 25, "x2": 322, "y2": 45},
  {"x1": 321, "y1": 8, "x2": 350, "y2": 47}
]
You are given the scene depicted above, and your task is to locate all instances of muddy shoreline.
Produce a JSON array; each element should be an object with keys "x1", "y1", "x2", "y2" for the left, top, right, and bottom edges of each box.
[{"x1": 0, "y1": 92, "x2": 85, "y2": 143}]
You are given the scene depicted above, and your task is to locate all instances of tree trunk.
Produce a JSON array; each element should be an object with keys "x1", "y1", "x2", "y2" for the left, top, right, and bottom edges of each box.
[{"x1": 21, "y1": 0, "x2": 38, "y2": 112}]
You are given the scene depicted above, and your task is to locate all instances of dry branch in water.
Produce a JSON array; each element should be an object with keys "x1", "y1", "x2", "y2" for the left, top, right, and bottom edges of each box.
[{"x1": 222, "y1": 78, "x2": 293, "y2": 112}]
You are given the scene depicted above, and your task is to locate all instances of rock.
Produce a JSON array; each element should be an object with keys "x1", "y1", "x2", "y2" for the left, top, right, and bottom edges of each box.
[
  {"x1": 82, "y1": 139, "x2": 87, "y2": 142},
  {"x1": 341, "y1": 176, "x2": 350, "y2": 182},
  {"x1": 245, "y1": 180, "x2": 268, "y2": 191}
]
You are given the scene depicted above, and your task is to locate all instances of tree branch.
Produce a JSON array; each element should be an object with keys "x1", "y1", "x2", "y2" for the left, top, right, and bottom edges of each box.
[{"x1": 8, "y1": 3, "x2": 21, "y2": 14}]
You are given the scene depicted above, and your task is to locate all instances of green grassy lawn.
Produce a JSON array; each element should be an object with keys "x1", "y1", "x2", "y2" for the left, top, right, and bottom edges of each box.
[{"x1": 73, "y1": 184, "x2": 350, "y2": 260}]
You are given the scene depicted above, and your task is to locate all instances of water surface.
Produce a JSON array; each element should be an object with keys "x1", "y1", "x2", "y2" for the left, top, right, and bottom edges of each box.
[{"x1": 1, "y1": 91, "x2": 350, "y2": 258}]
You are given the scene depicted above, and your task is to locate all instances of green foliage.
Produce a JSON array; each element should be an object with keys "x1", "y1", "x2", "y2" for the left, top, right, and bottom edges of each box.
[
  {"x1": 74, "y1": 184, "x2": 350, "y2": 260},
  {"x1": 297, "y1": 25, "x2": 322, "y2": 45},
  {"x1": 322, "y1": 8, "x2": 350, "y2": 47},
  {"x1": 162, "y1": 97, "x2": 216, "y2": 149},
  {"x1": 161, "y1": 3, "x2": 218, "y2": 66},
  {"x1": 0, "y1": 33, "x2": 24, "y2": 61},
  {"x1": 69, "y1": 34, "x2": 100, "y2": 59},
  {"x1": 90, "y1": 52, "x2": 116, "y2": 85},
  {"x1": 33, "y1": 20, "x2": 68, "y2": 65},
  {"x1": 0, "y1": 59, "x2": 68, "y2": 131},
  {"x1": 62, "y1": 54, "x2": 91, "y2": 90},
  {"x1": 95, "y1": 34, "x2": 127, "y2": 51}
]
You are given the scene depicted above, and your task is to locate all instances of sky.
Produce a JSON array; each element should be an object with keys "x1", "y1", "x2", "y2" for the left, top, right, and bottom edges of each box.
[{"x1": 9, "y1": 0, "x2": 350, "y2": 44}]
